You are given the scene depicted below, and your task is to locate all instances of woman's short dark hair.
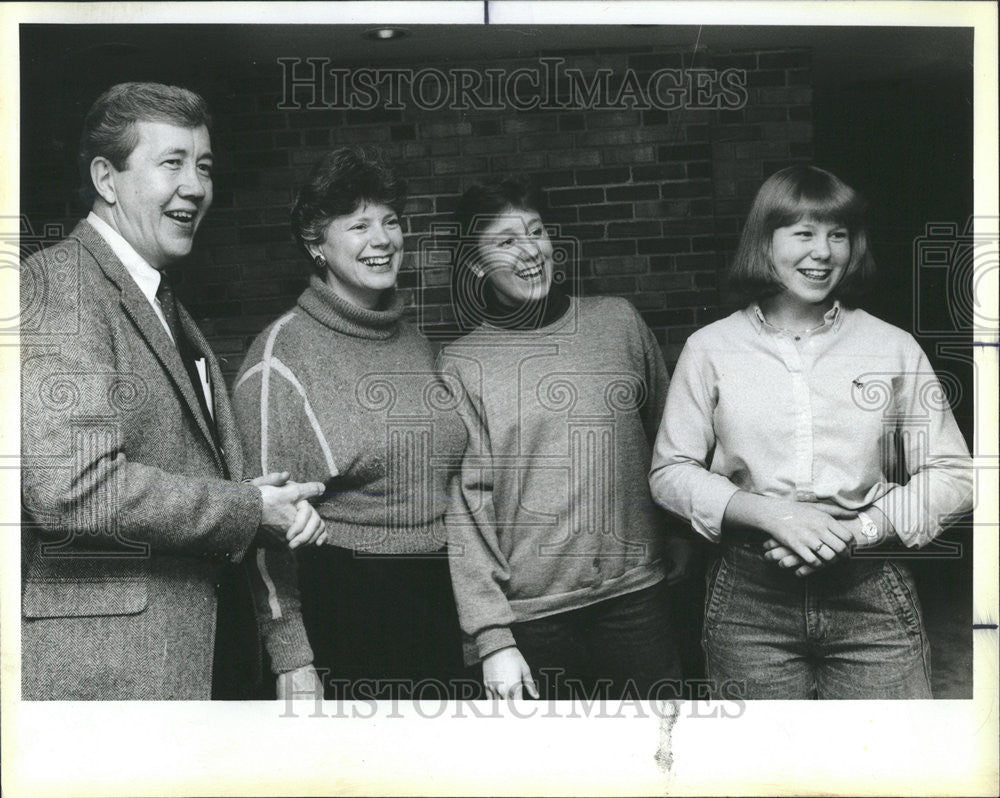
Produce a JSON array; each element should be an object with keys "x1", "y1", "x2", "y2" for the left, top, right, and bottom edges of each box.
[
  {"x1": 729, "y1": 165, "x2": 875, "y2": 301},
  {"x1": 79, "y1": 82, "x2": 212, "y2": 206},
  {"x1": 291, "y1": 146, "x2": 407, "y2": 271},
  {"x1": 454, "y1": 176, "x2": 545, "y2": 241}
]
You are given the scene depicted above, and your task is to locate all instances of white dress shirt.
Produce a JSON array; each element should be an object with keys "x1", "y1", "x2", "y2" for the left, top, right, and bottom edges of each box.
[{"x1": 87, "y1": 212, "x2": 214, "y2": 418}]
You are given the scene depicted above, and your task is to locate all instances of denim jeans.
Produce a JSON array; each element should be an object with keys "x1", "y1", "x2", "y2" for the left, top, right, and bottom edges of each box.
[
  {"x1": 511, "y1": 580, "x2": 683, "y2": 700},
  {"x1": 703, "y1": 544, "x2": 932, "y2": 699}
]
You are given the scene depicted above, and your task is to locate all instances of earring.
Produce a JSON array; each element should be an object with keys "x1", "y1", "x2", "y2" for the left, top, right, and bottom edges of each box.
[
  {"x1": 468, "y1": 256, "x2": 486, "y2": 279},
  {"x1": 313, "y1": 254, "x2": 327, "y2": 270}
]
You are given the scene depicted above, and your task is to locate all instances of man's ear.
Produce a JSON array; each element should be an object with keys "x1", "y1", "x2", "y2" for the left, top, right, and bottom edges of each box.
[{"x1": 90, "y1": 157, "x2": 118, "y2": 205}]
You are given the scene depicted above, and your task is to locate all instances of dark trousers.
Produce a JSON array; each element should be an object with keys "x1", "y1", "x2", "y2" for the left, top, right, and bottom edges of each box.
[
  {"x1": 511, "y1": 581, "x2": 683, "y2": 700},
  {"x1": 297, "y1": 545, "x2": 466, "y2": 700},
  {"x1": 211, "y1": 562, "x2": 264, "y2": 700}
]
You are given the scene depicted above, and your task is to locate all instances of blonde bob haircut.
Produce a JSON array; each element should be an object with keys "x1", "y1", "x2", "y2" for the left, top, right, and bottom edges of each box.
[{"x1": 729, "y1": 165, "x2": 875, "y2": 301}]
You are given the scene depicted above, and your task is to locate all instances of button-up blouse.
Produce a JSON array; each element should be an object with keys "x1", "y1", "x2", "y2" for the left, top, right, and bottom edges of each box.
[{"x1": 648, "y1": 304, "x2": 972, "y2": 547}]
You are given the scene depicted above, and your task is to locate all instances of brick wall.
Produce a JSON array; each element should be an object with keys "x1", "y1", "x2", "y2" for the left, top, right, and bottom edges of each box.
[{"x1": 21, "y1": 46, "x2": 814, "y2": 385}]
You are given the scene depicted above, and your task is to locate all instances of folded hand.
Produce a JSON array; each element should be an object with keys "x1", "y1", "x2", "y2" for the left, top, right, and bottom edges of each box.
[{"x1": 763, "y1": 516, "x2": 863, "y2": 576}]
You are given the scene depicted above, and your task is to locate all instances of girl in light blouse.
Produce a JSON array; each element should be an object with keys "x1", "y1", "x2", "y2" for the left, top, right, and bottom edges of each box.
[{"x1": 648, "y1": 165, "x2": 972, "y2": 699}]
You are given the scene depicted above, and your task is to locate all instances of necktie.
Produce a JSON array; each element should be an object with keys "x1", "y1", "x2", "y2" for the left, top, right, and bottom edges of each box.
[{"x1": 156, "y1": 273, "x2": 217, "y2": 441}]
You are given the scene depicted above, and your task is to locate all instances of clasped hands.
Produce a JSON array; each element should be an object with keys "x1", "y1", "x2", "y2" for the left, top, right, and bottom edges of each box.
[
  {"x1": 757, "y1": 500, "x2": 877, "y2": 577},
  {"x1": 253, "y1": 471, "x2": 328, "y2": 549}
]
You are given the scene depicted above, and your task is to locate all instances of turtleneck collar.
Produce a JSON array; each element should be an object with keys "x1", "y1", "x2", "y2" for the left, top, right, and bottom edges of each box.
[
  {"x1": 481, "y1": 283, "x2": 573, "y2": 331},
  {"x1": 297, "y1": 274, "x2": 405, "y2": 340}
]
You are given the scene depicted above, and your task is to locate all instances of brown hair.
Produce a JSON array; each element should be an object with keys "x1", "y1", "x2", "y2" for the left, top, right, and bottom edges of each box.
[
  {"x1": 79, "y1": 82, "x2": 212, "y2": 206},
  {"x1": 729, "y1": 165, "x2": 875, "y2": 301}
]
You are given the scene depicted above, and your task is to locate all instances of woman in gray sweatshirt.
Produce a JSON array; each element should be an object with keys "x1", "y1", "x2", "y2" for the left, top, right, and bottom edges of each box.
[{"x1": 438, "y1": 177, "x2": 689, "y2": 700}]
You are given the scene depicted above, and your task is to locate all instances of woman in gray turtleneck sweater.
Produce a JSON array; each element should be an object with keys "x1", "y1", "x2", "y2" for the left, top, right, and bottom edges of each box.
[{"x1": 234, "y1": 147, "x2": 466, "y2": 700}]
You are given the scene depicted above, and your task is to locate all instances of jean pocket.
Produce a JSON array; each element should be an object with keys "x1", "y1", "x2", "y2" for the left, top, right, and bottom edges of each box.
[
  {"x1": 879, "y1": 560, "x2": 933, "y2": 689},
  {"x1": 880, "y1": 561, "x2": 926, "y2": 640},
  {"x1": 703, "y1": 556, "x2": 734, "y2": 632}
]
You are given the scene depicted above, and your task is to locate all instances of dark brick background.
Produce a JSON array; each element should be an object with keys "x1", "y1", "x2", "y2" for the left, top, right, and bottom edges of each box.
[
  {"x1": 16, "y1": 27, "x2": 977, "y2": 699},
  {"x1": 21, "y1": 46, "x2": 815, "y2": 384}
]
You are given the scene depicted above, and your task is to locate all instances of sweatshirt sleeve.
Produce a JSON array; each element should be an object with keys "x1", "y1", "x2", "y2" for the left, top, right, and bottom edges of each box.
[
  {"x1": 869, "y1": 338, "x2": 974, "y2": 547},
  {"x1": 629, "y1": 301, "x2": 671, "y2": 446},
  {"x1": 232, "y1": 347, "x2": 335, "y2": 674},
  {"x1": 438, "y1": 353, "x2": 518, "y2": 662},
  {"x1": 648, "y1": 337, "x2": 741, "y2": 542}
]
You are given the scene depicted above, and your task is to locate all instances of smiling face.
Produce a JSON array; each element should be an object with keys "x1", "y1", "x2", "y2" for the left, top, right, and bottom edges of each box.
[
  {"x1": 308, "y1": 202, "x2": 404, "y2": 309},
  {"x1": 476, "y1": 207, "x2": 554, "y2": 307},
  {"x1": 101, "y1": 120, "x2": 213, "y2": 270},
  {"x1": 769, "y1": 216, "x2": 851, "y2": 311}
]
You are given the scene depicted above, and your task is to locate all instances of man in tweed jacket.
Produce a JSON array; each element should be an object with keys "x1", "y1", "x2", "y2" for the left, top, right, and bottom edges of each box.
[{"x1": 20, "y1": 82, "x2": 326, "y2": 700}]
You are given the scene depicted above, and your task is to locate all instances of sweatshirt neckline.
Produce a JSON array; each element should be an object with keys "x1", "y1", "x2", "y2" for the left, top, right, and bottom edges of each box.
[
  {"x1": 480, "y1": 283, "x2": 573, "y2": 331},
  {"x1": 297, "y1": 275, "x2": 404, "y2": 340},
  {"x1": 482, "y1": 294, "x2": 578, "y2": 336}
]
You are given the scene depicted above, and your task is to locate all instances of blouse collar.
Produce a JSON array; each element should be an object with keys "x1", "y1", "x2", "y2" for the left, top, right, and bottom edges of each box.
[{"x1": 748, "y1": 300, "x2": 844, "y2": 336}]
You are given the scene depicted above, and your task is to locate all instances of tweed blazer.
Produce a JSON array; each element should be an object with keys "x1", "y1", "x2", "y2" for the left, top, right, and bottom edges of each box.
[{"x1": 20, "y1": 220, "x2": 263, "y2": 700}]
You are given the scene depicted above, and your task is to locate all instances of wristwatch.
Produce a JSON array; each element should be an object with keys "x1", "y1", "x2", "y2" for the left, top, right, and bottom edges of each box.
[{"x1": 857, "y1": 511, "x2": 879, "y2": 544}]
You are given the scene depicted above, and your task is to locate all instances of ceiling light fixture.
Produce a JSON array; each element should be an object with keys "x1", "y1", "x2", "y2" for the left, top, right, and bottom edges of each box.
[{"x1": 363, "y1": 28, "x2": 408, "y2": 41}]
